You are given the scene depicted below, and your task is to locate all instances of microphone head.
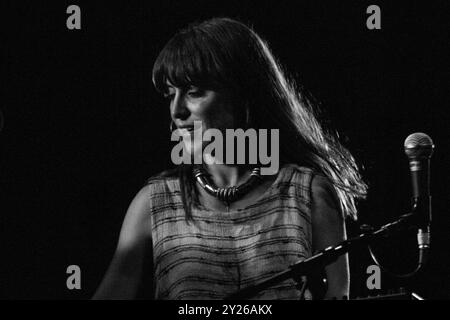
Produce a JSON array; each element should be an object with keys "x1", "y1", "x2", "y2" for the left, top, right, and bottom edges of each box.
[{"x1": 404, "y1": 132, "x2": 434, "y2": 159}]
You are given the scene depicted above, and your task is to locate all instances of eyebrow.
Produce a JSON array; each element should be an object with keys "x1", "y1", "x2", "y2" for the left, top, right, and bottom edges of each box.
[{"x1": 165, "y1": 82, "x2": 201, "y2": 92}]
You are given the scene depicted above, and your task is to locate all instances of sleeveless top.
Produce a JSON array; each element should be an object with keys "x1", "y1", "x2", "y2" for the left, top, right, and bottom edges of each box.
[{"x1": 147, "y1": 164, "x2": 315, "y2": 300}]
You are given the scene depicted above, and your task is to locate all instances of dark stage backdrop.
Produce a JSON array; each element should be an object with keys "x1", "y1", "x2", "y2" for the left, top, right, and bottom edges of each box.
[{"x1": 2, "y1": 1, "x2": 449, "y2": 299}]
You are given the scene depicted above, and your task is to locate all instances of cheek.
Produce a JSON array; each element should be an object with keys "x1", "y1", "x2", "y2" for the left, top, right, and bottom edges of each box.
[{"x1": 204, "y1": 104, "x2": 235, "y2": 129}]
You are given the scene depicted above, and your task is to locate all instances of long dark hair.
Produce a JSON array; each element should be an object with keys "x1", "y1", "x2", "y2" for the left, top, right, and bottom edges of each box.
[{"x1": 152, "y1": 17, "x2": 367, "y2": 220}]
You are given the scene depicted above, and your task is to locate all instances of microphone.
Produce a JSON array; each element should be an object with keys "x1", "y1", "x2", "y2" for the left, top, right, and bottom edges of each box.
[{"x1": 404, "y1": 132, "x2": 434, "y2": 253}]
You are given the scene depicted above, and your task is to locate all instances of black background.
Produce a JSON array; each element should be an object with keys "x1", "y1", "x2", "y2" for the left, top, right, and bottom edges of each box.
[{"x1": 2, "y1": 0, "x2": 449, "y2": 299}]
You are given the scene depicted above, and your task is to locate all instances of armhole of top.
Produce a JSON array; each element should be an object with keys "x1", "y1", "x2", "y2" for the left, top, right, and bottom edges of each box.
[
  {"x1": 287, "y1": 164, "x2": 315, "y2": 210},
  {"x1": 309, "y1": 171, "x2": 344, "y2": 221}
]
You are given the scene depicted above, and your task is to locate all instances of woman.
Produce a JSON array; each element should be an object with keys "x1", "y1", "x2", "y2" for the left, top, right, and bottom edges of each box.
[{"x1": 93, "y1": 17, "x2": 367, "y2": 300}]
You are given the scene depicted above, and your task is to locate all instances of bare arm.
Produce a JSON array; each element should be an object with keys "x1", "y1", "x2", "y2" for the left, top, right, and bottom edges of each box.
[
  {"x1": 311, "y1": 175, "x2": 350, "y2": 300},
  {"x1": 92, "y1": 185, "x2": 152, "y2": 300}
]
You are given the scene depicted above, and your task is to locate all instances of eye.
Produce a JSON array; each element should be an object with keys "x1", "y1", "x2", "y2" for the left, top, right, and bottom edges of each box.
[{"x1": 187, "y1": 87, "x2": 204, "y2": 98}]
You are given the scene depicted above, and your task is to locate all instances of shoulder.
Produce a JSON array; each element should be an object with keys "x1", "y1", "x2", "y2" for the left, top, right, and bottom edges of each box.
[
  {"x1": 141, "y1": 167, "x2": 182, "y2": 211},
  {"x1": 282, "y1": 163, "x2": 315, "y2": 176},
  {"x1": 121, "y1": 171, "x2": 177, "y2": 239},
  {"x1": 126, "y1": 185, "x2": 152, "y2": 220},
  {"x1": 310, "y1": 173, "x2": 343, "y2": 223},
  {"x1": 115, "y1": 185, "x2": 154, "y2": 243},
  {"x1": 280, "y1": 163, "x2": 315, "y2": 190},
  {"x1": 311, "y1": 175, "x2": 339, "y2": 209},
  {"x1": 145, "y1": 167, "x2": 179, "y2": 193},
  {"x1": 281, "y1": 164, "x2": 334, "y2": 194},
  {"x1": 145, "y1": 167, "x2": 178, "y2": 185},
  {"x1": 127, "y1": 168, "x2": 177, "y2": 218}
]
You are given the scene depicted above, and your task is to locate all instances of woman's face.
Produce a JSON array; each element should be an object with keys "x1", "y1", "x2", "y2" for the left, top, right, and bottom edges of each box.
[{"x1": 165, "y1": 81, "x2": 235, "y2": 160}]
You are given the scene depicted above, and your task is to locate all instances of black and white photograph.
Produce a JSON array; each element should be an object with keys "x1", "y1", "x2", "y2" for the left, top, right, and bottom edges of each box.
[{"x1": 2, "y1": 0, "x2": 449, "y2": 304}]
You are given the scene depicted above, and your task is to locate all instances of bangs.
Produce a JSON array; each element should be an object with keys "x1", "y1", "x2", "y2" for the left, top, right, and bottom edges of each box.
[{"x1": 152, "y1": 27, "x2": 235, "y2": 93}]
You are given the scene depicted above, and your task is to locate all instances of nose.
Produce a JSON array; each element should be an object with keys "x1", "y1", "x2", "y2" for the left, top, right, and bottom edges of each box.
[{"x1": 171, "y1": 92, "x2": 190, "y2": 121}]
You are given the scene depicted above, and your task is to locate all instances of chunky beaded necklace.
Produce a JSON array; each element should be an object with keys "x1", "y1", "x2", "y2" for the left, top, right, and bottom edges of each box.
[{"x1": 193, "y1": 166, "x2": 263, "y2": 206}]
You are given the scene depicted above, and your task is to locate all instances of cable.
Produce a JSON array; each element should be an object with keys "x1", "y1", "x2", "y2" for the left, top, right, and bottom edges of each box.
[{"x1": 368, "y1": 244, "x2": 427, "y2": 278}]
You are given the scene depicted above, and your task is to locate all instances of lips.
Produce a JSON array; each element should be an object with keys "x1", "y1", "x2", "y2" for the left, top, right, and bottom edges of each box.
[
  {"x1": 177, "y1": 125, "x2": 194, "y2": 132},
  {"x1": 176, "y1": 122, "x2": 203, "y2": 136},
  {"x1": 176, "y1": 125, "x2": 195, "y2": 136}
]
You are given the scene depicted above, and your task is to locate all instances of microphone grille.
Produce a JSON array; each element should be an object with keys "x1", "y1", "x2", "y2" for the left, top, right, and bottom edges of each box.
[
  {"x1": 404, "y1": 132, "x2": 434, "y2": 158},
  {"x1": 404, "y1": 132, "x2": 433, "y2": 148}
]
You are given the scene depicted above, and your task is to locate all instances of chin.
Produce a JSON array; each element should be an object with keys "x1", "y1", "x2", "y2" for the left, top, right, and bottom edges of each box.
[{"x1": 183, "y1": 141, "x2": 203, "y2": 164}]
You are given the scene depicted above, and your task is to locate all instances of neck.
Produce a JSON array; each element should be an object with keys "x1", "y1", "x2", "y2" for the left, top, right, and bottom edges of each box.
[{"x1": 203, "y1": 163, "x2": 252, "y2": 188}]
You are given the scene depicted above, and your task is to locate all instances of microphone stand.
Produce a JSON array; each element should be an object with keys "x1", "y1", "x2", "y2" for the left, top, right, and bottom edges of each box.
[{"x1": 224, "y1": 211, "x2": 416, "y2": 300}]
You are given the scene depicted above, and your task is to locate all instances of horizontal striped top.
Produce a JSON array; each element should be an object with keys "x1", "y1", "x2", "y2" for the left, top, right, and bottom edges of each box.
[{"x1": 147, "y1": 164, "x2": 314, "y2": 300}]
